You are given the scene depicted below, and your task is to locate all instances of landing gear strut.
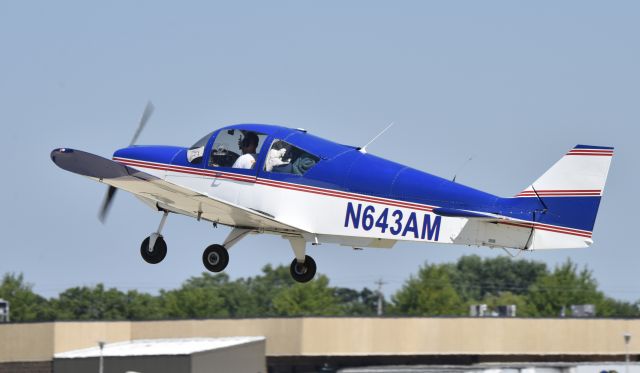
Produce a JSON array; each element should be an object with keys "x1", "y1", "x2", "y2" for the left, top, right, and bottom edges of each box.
[
  {"x1": 288, "y1": 237, "x2": 316, "y2": 283},
  {"x1": 140, "y1": 211, "x2": 169, "y2": 264}
]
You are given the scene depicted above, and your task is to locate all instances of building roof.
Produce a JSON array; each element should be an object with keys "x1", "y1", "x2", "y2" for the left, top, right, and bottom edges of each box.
[{"x1": 54, "y1": 337, "x2": 265, "y2": 359}]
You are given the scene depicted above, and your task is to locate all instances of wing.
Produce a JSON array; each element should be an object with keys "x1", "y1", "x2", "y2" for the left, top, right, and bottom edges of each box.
[{"x1": 51, "y1": 148, "x2": 305, "y2": 233}]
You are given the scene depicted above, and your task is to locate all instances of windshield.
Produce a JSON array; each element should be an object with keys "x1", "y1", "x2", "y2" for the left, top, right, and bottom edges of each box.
[
  {"x1": 187, "y1": 131, "x2": 215, "y2": 164},
  {"x1": 190, "y1": 131, "x2": 214, "y2": 149}
]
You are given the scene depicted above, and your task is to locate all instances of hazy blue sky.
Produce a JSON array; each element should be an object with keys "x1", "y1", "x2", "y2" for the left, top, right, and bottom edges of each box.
[{"x1": 1, "y1": 1, "x2": 638, "y2": 301}]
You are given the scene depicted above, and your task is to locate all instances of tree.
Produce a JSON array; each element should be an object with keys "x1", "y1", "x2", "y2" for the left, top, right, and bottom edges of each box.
[
  {"x1": 528, "y1": 259, "x2": 604, "y2": 317},
  {"x1": 595, "y1": 297, "x2": 640, "y2": 317},
  {"x1": 0, "y1": 273, "x2": 54, "y2": 322},
  {"x1": 451, "y1": 255, "x2": 548, "y2": 302},
  {"x1": 334, "y1": 287, "x2": 380, "y2": 316},
  {"x1": 159, "y1": 274, "x2": 230, "y2": 318},
  {"x1": 243, "y1": 265, "x2": 296, "y2": 316},
  {"x1": 125, "y1": 290, "x2": 165, "y2": 320},
  {"x1": 272, "y1": 275, "x2": 341, "y2": 316},
  {"x1": 476, "y1": 291, "x2": 535, "y2": 317},
  {"x1": 53, "y1": 284, "x2": 129, "y2": 320},
  {"x1": 176, "y1": 272, "x2": 261, "y2": 318},
  {"x1": 391, "y1": 263, "x2": 464, "y2": 316}
]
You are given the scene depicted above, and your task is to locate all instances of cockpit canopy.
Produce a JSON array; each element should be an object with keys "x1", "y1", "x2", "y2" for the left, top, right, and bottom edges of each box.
[{"x1": 186, "y1": 125, "x2": 324, "y2": 175}]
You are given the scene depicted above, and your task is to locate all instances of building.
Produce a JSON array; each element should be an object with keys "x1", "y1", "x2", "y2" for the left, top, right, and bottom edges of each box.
[
  {"x1": 53, "y1": 337, "x2": 265, "y2": 373},
  {"x1": 0, "y1": 318, "x2": 638, "y2": 373}
]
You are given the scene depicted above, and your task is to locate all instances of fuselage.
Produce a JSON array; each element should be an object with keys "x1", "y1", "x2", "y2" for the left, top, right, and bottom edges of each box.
[
  {"x1": 112, "y1": 124, "x2": 507, "y2": 247},
  {"x1": 110, "y1": 123, "x2": 602, "y2": 250}
]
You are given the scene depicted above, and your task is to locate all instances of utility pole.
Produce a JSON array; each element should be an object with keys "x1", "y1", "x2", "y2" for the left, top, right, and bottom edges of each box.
[
  {"x1": 624, "y1": 333, "x2": 632, "y2": 373},
  {"x1": 375, "y1": 279, "x2": 386, "y2": 316},
  {"x1": 98, "y1": 341, "x2": 105, "y2": 373}
]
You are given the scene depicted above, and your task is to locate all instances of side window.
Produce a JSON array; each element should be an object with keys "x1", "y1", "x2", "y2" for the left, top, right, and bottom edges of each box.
[
  {"x1": 264, "y1": 139, "x2": 320, "y2": 175},
  {"x1": 208, "y1": 129, "x2": 267, "y2": 169}
]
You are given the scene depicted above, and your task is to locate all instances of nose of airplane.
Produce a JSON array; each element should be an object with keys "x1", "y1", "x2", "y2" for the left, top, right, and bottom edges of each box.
[{"x1": 112, "y1": 145, "x2": 184, "y2": 165}]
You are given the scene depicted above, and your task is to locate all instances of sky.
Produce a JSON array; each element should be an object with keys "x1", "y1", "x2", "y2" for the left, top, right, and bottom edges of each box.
[{"x1": 0, "y1": 1, "x2": 638, "y2": 302}]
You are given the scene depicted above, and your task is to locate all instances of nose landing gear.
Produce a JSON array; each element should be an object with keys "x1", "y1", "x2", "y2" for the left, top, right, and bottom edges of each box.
[
  {"x1": 140, "y1": 211, "x2": 169, "y2": 264},
  {"x1": 140, "y1": 235, "x2": 167, "y2": 264}
]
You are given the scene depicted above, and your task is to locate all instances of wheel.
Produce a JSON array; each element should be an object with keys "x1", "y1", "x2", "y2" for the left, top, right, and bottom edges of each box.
[
  {"x1": 202, "y1": 244, "x2": 229, "y2": 272},
  {"x1": 289, "y1": 255, "x2": 317, "y2": 283},
  {"x1": 140, "y1": 235, "x2": 167, "y2": 264}
]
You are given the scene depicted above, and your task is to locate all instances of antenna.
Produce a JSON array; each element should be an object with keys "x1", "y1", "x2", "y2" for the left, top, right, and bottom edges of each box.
[
  {"x1": 530, "y1": 184, "x2": 548, "y2": 212},
  {"x1": 452, "y1": 155, "x2": 474, "y2": 183},
  {"x1": 359, "y1": 122, "x2": 394, "y2": 154}
]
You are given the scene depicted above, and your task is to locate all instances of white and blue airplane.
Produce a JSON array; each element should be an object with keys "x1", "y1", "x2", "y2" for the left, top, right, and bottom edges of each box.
[{"x1": 51, "y1": 105, "x2": 614, "y2": 282}]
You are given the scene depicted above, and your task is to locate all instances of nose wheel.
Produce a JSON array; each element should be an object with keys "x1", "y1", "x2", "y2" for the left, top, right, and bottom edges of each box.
[
  {"x1": 289, "y1": 255, "x2": 316, "y2": 283},
  {"x1": 140, "y1": 211, "x2": 170, "y2": 265},
  {"x1": 140, "y1": 235, "x2": 167, "y2": 264},
  {"x1": 202, "y1": 244, "x2": 229, "y2": 272}
]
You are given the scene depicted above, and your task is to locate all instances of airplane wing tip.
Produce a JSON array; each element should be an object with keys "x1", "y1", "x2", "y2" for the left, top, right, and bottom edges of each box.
[{"x1": 51, "y1": 148, "x2": 128, "y2": 179}]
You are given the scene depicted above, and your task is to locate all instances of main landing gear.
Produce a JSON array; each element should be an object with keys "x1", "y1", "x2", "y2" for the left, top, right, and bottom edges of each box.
[
  {"x1": 202, "y1": 244, "x2": 228, "y2": 272},
  {"x1": 200, "y1": 228, "x2": 250, "y2": 273},
  {"x1": 139, "y1": 212, "x2": 317, "y2": 283},
  {"x1": 287, "y1": 237, "x2": 317, "y2": 283},
  {"x1": 199, "y1": 232, "x2": 317, "y2": 283}
]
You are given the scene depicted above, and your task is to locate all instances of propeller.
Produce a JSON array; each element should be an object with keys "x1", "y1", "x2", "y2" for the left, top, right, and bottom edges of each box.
[{"x1": 99, "y1": 101, "x2": 155, "y2": 223}]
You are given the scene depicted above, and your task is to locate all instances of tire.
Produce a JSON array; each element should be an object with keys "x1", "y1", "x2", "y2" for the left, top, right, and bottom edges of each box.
[
  {"x1": 140, "y1": 236, "x2": 167, "y2": 264},
  {"x1": 202, "y1": 244, "x2": 229, "y2": 272},
  {"x1": 289, "y1": 255, "x2": 317, "y2": 283}
]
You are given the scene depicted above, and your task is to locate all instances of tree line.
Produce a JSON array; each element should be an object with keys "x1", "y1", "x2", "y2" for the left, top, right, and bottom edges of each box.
[{"x1": 1, "y1": 255, "x2": 638, "y2": 322}]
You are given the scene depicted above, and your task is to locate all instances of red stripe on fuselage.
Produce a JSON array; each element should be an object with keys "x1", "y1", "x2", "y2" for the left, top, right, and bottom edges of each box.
[
  {"x1": 113, "y1": 157, "x2": 435, "y2": 212},
  {"x1": 114, "y1": 157, "x2": 593, "y2": 238}
]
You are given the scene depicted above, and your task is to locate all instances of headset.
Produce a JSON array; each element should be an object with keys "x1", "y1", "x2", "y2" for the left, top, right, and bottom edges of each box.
[{"x1": 239, "y1": 131, "x2": 259, "y2": 150}]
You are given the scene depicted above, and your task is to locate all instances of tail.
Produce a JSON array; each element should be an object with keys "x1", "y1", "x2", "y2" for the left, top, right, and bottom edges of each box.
[{"x1": 500, "y1": 145, "x2": 614, "y2": 249}]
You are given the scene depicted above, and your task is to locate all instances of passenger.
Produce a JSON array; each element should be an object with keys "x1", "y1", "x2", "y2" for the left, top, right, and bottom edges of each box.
[
  {"x1": 232, "y1": 132, "x2": 259, "y2": 169},
  {"x1": 265, "y1": 141, "x2": 290, "y2": 172}
]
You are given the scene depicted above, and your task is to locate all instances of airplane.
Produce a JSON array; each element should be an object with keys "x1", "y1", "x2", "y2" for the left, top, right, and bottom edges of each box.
[{"x1": 51, "y1": 104, "x2": 614, "y2": 282}]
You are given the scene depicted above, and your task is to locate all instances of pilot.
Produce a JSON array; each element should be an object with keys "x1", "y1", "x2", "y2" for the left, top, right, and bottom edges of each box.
[{"x1": 232, "y1": 131, "x2": 259, "y2": 169}]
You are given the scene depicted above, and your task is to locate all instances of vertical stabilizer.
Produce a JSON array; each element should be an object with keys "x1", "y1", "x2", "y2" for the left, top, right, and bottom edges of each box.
[
  {"x1": 516, "y1": 145, "x2": 614, "y2": 199},
  {"x1": 502, "y1": 145, "x2": 614, "y2": 249}
]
